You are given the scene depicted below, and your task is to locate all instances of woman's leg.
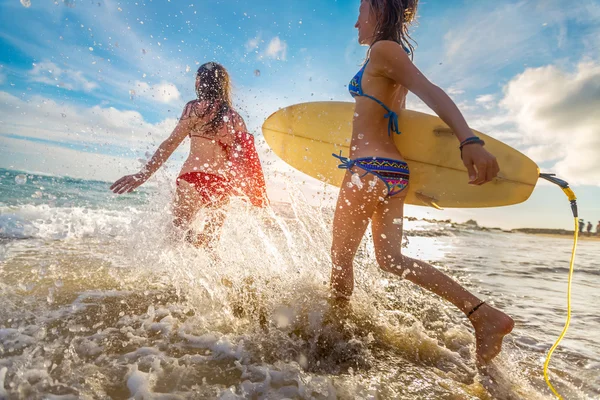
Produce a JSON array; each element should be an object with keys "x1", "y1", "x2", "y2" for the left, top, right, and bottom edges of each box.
[
  {"x1": 330, "y1": 170, "x2": 387, "y2": 299},
  {"x1": 194, "y1": 203, "x2": 228, "y2": 250},
  {"x1": 370, "y1": 196, "x2": 514, "y2": 363},
  {"x1": 174, "y1": 176, "x2": 231, "y2": 250},
  {"x1": 173, "y1": 180, "x2": 203, "y2": 234}
]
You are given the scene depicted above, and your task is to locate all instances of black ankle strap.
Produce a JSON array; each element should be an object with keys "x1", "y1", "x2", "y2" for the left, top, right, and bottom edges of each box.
[{"x1": 467, "y1": 301, "x2": 485, "y2": 317}]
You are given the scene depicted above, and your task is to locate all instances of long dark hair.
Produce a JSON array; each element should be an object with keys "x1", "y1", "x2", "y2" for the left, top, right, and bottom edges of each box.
[
  {"x1": 367, "y1": 0, "x2": 418, "y2": 57},
  {"x1": 183, "y1": 62, "x2": 233, "y2": 136}
]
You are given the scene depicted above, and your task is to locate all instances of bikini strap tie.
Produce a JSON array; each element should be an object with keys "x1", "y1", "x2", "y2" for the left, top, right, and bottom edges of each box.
[
  {"x1": 384, "y1": 110, "x2": 401, "y2": 137},
  {"x1": 332, "y1": 152, "x2": 355, "y2": 170}
]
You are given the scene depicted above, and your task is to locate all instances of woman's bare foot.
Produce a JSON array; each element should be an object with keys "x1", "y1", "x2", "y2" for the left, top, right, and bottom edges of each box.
[{"x1": 469, "y1": 303, "x2": 515, "y2": 364}]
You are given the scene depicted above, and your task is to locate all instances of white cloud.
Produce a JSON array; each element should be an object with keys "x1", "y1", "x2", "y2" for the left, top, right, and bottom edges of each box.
[
  {"x1": 245, "y1": 35, "x2": 261, "y2": 52},
  {"x1": 475, "y1": 94, "x2": 496, "y2": 110},
  {"x1": 437, "y1": 2, "x2": 548, "y2": 90},
  {"x1": 0, "y1": 91, "x2": 177, "y2": 151},
  {"x1": 30, "y1": 61, "x2": 97, "y2": 92},
  {"x1": 0, "y1": 91, "x2": 186, "y2": 181},
  {"x1": 432, "y1": 0, "x2": 600, "y2": 90},
  {"x1": 476, "y1": 94, "x2": 495, "y2": 104},
  {"x1": 265, "y1": 37, "x2": 287, "y2": 61},
  {"x1": 501, "y1": 61, "x2": 600, "y2": 185},
  {"x1": 244, "y1": 35, "x2": 288, "y2": 61},
  {"x1": 446, "y1": 87, "x2": 465, "y2": 96},
  {"x1": 131, "y1": 81, "x2": 181, "y2": 104},
  {"x1": 0, "y1": 1, "x2": 193, "y2": 110},
  {"x1": 0, "y1": 135, "x2": 138, "y2": 182}
]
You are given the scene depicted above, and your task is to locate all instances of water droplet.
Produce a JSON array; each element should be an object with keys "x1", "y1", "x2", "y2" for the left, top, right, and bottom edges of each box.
[
  {"x1": 223, "y1": 115, "x2": 230, "y2": 122},
  {"x1": 380, "y1": 234, "x2": 387, "y2": 239},
  {"x1": 88, "y1": 47, "x2": 94, "y2": 51},
  {"x1": 298, "y1": 354, "x2": 308, "y2": 369},
  {"x1": 358, "y1": 133, "x2": 364, "y2": 140},
  {"x1": 15, "y1": 174, "x2": 27, "y2": 185},
  {"x1": 20, "y1": 0, "x2": 31, "y2": 8},
  {"x1": 254, "y1": 69, "x2": 260, "y2": 77},
  {"x1": 351, "y1": 173, "x2": 363, "y2": 189},
  {"x1": 185, "y1": 65, "x2": 191, "y2": 73}
]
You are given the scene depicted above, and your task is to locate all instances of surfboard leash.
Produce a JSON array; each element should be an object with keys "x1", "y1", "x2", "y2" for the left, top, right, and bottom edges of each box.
[{"x1": 538, "y1": 173, "x2": 579, "y2": 400}]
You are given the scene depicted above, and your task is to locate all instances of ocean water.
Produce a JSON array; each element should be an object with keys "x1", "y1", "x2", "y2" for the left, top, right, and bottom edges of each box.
[{"x1": 0, "y1": 167, "x2": 599, "y2": 400}]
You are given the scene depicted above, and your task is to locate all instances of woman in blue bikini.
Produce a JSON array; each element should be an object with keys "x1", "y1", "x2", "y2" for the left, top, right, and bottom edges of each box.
[{"x1": 331, "y1": 0, "x2": 514, "y2": 364}]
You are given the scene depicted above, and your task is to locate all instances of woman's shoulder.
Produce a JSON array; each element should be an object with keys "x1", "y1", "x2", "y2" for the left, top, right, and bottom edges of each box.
[
  {"x1": 368, "y1": 41, "x2": 413, "y2": 75},
  {"x1": 227, "y1": 108, "x2": 248, "y2": 132},
  {"x1": 370, "y1": 41, "x2": 413, "y2": 65},
  {"x1": 180, "y1": 99, "x2": 210, "y2": 120},
  {"x1": 370, "y1": 40, "x2": 409, "y2": 58}
]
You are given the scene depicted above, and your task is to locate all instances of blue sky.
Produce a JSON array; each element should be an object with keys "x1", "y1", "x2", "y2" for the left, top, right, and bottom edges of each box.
[{"x1": 1, "y1": 0, "x2": 600, "y2": 230}]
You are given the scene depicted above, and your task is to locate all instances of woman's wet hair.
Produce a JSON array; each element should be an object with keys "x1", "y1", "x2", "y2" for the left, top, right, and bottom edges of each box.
[
  {"x1": 183, "y1": 62, "x2": 233, "y2": 136},
  {"x1": 367, "y1": 0, "x2": 418, "y2": 57}
]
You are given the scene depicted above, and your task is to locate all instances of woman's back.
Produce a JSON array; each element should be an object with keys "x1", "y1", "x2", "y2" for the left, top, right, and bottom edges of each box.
[{"x1": 179, "y1": 99, "x2": 248, "y2": 178}]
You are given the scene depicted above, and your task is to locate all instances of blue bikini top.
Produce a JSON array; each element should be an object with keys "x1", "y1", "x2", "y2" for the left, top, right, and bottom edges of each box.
[{"x1": 349, "y1": 46, "x2": 411, "y2": 136}]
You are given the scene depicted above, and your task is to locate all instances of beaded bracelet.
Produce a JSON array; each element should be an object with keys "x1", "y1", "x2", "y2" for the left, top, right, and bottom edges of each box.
[{"x1": 460, "y1": 136, "x2": 485, "y2": 159}]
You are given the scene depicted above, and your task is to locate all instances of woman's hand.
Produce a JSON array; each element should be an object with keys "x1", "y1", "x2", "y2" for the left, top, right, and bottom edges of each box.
[
  {"x1": 110, "y1": 172, "x2": 149, "y2": 194},
  {"x1": 461, "y1": 144, "x2": 499, "y2": 185}
]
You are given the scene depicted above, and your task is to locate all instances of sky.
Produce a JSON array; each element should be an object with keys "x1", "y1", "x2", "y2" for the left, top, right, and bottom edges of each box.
[{"x1": 1, "y1": 0, "x2": 600, "y2": 230}]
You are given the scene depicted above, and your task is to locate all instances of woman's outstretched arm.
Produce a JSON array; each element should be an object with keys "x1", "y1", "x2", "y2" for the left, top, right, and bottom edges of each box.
[{"x1": 110, "y1": 115, "x2": 192, "y2": 194}]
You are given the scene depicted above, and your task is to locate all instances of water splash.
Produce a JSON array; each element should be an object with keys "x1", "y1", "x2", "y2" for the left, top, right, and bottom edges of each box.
[{"x1": 0, "y1": 176, "x2": 596, "y2": 398}]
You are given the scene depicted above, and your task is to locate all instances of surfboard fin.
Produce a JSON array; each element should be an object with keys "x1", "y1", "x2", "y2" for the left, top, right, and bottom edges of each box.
[{"x1": 415, "y1": 192, "x2": 443, "y2": 210}]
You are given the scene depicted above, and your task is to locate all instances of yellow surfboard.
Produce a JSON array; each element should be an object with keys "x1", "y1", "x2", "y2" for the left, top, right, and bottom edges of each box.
[{"x1": 262, "y1": 101, "x2": 539, "y2": 208}]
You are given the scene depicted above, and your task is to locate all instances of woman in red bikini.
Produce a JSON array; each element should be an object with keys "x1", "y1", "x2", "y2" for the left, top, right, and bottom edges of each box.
[{"x1": 110, "y1": 62, "x2": 268, "y2": 247}]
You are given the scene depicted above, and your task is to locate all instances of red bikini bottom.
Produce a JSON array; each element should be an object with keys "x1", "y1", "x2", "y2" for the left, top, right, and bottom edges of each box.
[{"x1": 176, "y1": 172, "x2": 231, "y2": 205}]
